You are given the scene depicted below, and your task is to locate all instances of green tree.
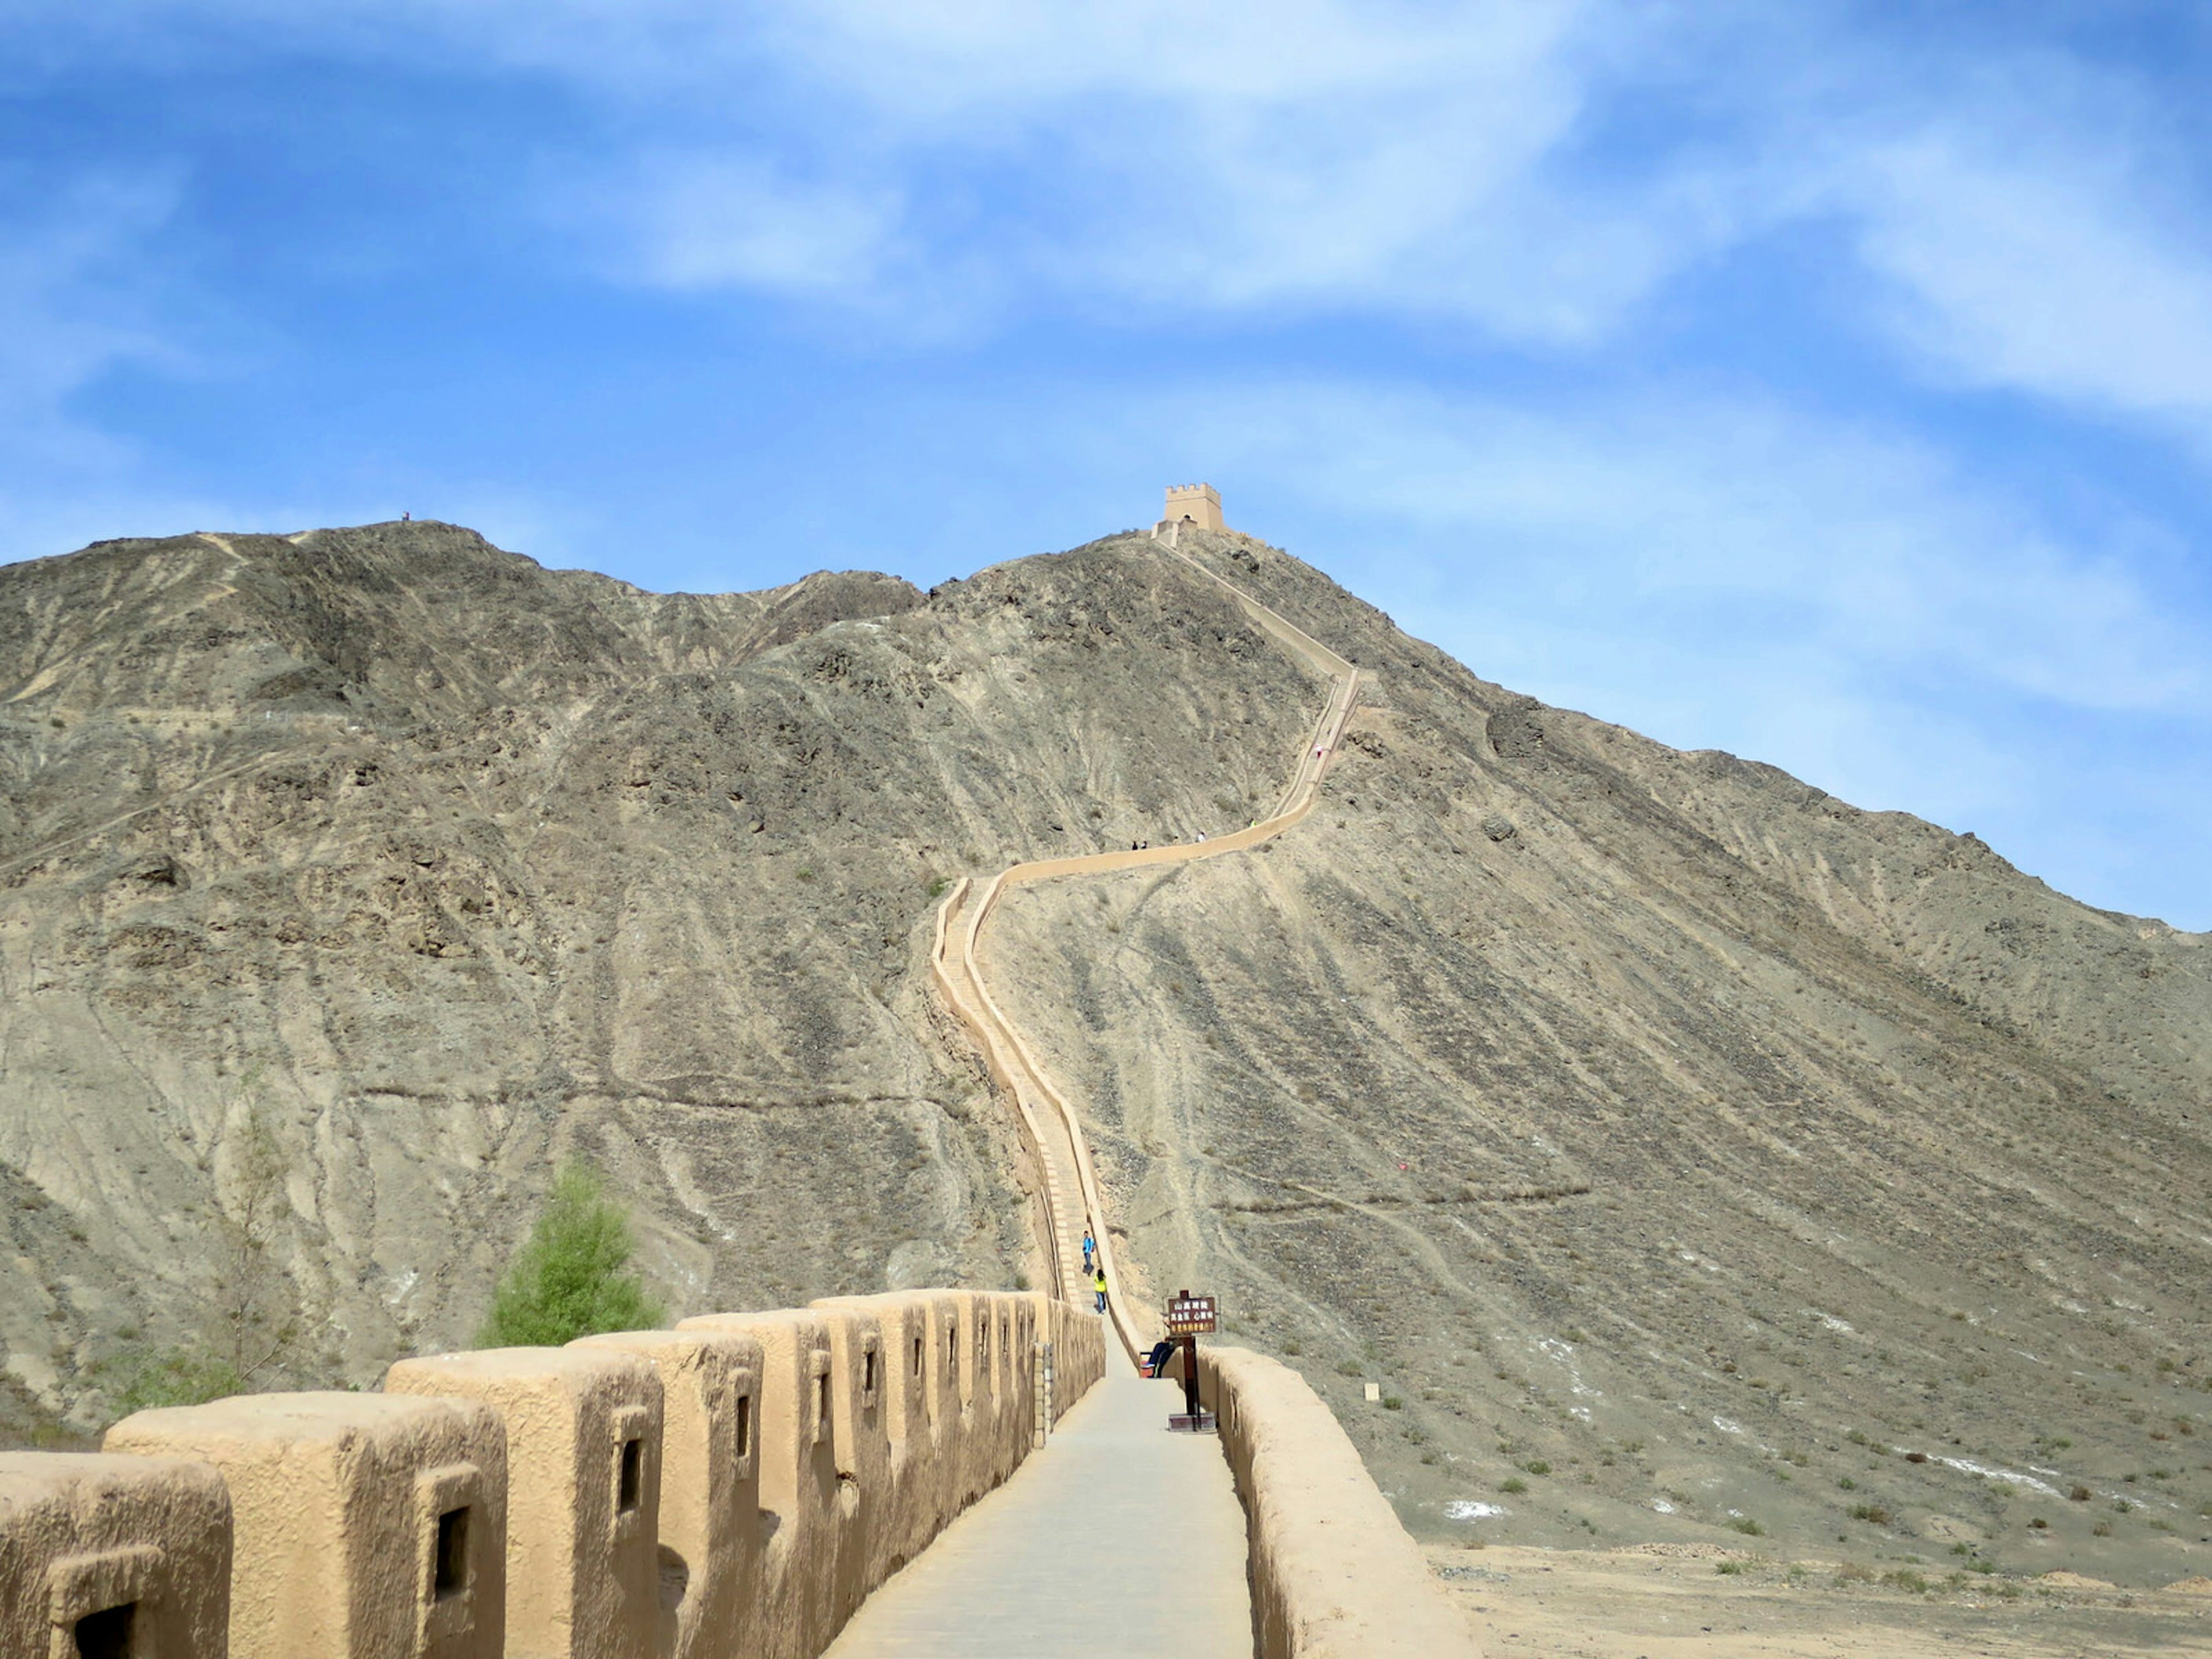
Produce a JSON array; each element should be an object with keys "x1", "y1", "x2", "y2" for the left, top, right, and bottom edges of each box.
[{"x1": 477, "y1": 1161, "x2": 665, "y2": 1347}]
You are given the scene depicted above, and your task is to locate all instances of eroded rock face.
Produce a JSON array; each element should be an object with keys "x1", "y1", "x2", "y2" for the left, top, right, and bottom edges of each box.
[
  {"x1": 0, "y1": 522, "x2": 1310, "y2": 1418},
  {"x1": 5, "y1": 520, "x2": 2208, "y2": 1588}
]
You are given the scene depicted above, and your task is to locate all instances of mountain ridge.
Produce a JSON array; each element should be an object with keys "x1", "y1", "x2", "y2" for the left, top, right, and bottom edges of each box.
[{"x1": 2, "y1": 518, "x2": 2205, "y2": 1585}]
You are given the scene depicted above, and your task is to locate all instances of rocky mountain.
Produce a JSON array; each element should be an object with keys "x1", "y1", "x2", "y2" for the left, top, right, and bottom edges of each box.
[{"x1": 2, "y1": 520, "x2": 2206, "y2": 1586}]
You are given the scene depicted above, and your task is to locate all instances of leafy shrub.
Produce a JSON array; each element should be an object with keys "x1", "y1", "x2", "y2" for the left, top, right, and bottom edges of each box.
[
  {"x1": 1500, "y1": 1477, "x2": 1528, "y2": 1495},
  {"x1": 478, "y1": 1161, "x2": 665, "y2": 1347},
  {"x1": 1849, "y1": 1503, "x2": 1892, "y2": 1525},
  {"x1": 1726, "y1": 1517, "x2": 1764, "y2": 1536},
  {"x1": 111, "y1": 1347, "x2": 244, "y2": 1414}
]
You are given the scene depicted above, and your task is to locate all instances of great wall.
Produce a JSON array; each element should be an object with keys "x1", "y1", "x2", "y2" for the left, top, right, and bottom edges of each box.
[{"x1": 0, "y1": 499, "x2": 1478, "y2": 1656}]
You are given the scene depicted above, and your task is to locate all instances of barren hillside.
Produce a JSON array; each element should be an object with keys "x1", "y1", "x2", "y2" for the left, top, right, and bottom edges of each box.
[
  {"x1": 2, "y1": 520, "x2": 2206, "y2": 1589},
  {"x1": 0, "y1": 521, "x2": 1310, "y2": 1409},
  {"x1": 987, "y1": 532, "x2": 2212, "y2": 1588}
]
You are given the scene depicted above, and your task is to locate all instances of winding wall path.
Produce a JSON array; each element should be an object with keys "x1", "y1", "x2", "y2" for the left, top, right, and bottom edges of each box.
[{"x1": 931, "y1": 537, "x2": 1362, "y2": 1359}]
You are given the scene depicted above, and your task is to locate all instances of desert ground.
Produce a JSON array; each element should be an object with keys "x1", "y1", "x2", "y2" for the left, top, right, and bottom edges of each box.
[{"x1": 1426, "y1": 1543, "x2": 2212, "y2": 1657}]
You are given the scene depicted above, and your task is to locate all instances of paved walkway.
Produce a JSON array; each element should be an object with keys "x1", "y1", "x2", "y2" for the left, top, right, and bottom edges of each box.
[{"x1": 824, "y1": 1358, "x2": 1252, "y2": 1658}]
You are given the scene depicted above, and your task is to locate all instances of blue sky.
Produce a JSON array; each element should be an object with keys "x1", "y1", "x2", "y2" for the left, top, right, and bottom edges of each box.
[{"x1": 5, "y1": 3, "x2": 2211, "y2": 926}]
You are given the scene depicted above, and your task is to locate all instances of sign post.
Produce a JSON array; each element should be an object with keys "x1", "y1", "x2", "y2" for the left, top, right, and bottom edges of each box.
[{"x1": 1164, "y1": 1290, "x2": 1217, "y2": 1433}]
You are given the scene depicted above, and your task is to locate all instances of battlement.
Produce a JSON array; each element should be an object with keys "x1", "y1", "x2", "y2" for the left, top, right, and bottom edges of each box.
[
  {"x1": 0, "y1": 1290, "x2": 1104, "y2": 1659},
  {"x1": 1161, "y1": 482, "x2": 1224, "y2": 531}
]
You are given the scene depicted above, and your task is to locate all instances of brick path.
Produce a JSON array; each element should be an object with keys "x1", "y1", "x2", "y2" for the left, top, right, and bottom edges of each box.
[{"x1": 824, "y1": 1357, "x2": 1252, "y2": 1657}]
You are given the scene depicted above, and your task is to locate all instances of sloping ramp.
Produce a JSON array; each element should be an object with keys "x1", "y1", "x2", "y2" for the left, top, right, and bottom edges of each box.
[{"x1": 824, "y1": 1357, "x2": 1250, "y2": 1657}]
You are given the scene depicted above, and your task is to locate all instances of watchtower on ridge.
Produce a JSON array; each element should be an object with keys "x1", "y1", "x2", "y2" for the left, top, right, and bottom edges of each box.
[{"x1": 1160, "y1": 483, "x2": 1224, "y2": 532}]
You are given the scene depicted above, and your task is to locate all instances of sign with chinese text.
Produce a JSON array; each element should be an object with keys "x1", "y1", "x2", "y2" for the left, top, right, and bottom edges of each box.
[{"x1": 1165, "y1": 1294, "x2": 1217, "y2": 1336}]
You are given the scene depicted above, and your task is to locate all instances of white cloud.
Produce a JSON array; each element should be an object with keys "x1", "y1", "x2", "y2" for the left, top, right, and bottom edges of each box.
[
  {"x1": 0, "y1": 174, "x2": 184, "y2": 459},
  {"x1": 7, "y1": 0, "x2": 1728, "y2": 339},
  {"x1": 1188, "y1": 380, "x2": 2203, "y2": 716},
  {"x1": 24, "y1": 2, "x2": 2212, "y2": 418},
  {"x1": 695, "y1": 1, "x2": 1751, "y2": 341},
  {"x1": 603, "y1": 156, "x2": 900, "y2": 294},
  {"x1": 1841, "y1": 127, "x2": 2212, "y2": 434}
]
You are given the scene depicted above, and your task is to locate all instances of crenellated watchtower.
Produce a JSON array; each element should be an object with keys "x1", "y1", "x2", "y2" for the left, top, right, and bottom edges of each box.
[{"x1": 1158, "y1": 483, "x2": 1224, "y2": 532}]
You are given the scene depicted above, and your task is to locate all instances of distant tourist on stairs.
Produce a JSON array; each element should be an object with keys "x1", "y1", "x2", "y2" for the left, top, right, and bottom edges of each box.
[
  {"x1": 1093, "y1": 1266, "x2": 1108, "y2": 1315},
  {"x1": 1082, "y1": 1228, "x2": 1096, "y2": 1274}
]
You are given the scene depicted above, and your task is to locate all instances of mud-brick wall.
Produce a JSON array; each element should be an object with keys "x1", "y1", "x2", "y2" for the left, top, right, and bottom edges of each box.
[
  {"x1": 1202, "y1": 1345, "x2": 1478, "y2": 1658},
  {"x1": 0, "y1": 1290, "x2": 1105, "y2": 1659}
]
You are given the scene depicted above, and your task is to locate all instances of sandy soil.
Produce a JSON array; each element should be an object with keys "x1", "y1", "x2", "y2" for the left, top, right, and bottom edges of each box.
[{"x1": 1426, "y1": 1544, "x2": 2212, "y2": 1657}]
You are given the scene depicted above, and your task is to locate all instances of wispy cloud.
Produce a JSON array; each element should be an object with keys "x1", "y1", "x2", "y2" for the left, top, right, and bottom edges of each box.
[
  {"x1": 18, "y1": 3, "x2": 2212, "y2": 415},
  {"x1": 589, "y1": 155, "x2": 900, "y2": 295},
  {"x1": 1172, "y1": 378, "x2": 2204, "y2": 715},
  {"x1": 0, "y1": 172, "x2": 184, "y2": 457},
  {"x1": 1839, "y1": 124, "x2": 2212, "y2": 437}
]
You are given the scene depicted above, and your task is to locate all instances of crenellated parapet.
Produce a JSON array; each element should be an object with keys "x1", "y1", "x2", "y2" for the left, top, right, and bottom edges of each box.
[
  {"x1": 1158, "y1": 482, "x2": 1225, "y2": 532},
  {"x1": 0, "y1": 1290, "x2": 1104, "y2": 1659}
]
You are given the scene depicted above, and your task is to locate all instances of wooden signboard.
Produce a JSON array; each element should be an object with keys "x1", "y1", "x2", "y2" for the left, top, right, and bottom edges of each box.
[
  {"x1": 1165, "y1": 1294, "x2": 1216, "y2": 1336},
  {"x1": 1164, "y1": 1291, "x2": 1218, "y2": 1431}
]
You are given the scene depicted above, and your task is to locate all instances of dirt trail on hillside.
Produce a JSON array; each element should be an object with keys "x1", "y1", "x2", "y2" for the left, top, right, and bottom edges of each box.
[{"x1": 931, "y1": 534, "x2": 1362, "y2": 1358}]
